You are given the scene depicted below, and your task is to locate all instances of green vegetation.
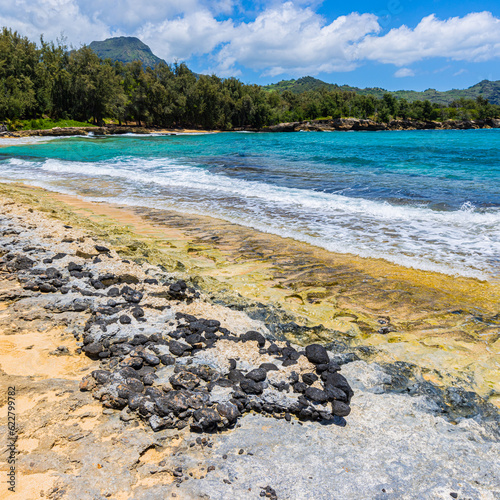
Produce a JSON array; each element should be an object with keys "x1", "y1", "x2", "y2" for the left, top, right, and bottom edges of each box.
[
  {"x1": 265, "y1": 76, "x2": 500, "y2": 106},
  {"x1": 7, "y1": 118, "x2": 96, "y2": 131},
  {"x1": 1, "y1": 27, "x2": 499, "y2": 131},
  {"x1": 88, "y1": 37, "x2": 166, "y2": 68}
]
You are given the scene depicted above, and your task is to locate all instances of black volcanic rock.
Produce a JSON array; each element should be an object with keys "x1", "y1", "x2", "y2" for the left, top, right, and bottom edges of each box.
[{"x1": 305, "y1": 344, "x2": 329, "y2": 365}]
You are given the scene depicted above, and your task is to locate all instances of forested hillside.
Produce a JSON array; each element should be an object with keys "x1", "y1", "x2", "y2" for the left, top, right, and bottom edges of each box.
[
  {"x1": 1, "y1": 28, "x2": 499, "y2": 131},
  {"x1": 265, "y1": 76, "x2": 500, "y2": 106}
]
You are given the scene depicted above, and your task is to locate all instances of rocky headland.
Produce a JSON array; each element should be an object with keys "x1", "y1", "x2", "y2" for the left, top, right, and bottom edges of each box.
[{"x1": 0, "y1": 190, "x2": 499, "y2": 499}]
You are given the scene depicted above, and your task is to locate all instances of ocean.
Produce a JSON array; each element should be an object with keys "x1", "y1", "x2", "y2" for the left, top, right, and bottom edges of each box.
[{"x1": 1, "y1": 129, "x2": 499, "y2": 281}]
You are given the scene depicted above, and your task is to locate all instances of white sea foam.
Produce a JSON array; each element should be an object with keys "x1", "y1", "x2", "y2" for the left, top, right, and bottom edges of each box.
[
  {"x1": 2, "y1": 155, "x2": 500, "y2": 280},
  {"x1": 0, "y1": 136, "x2": 60, "y2": 146}
]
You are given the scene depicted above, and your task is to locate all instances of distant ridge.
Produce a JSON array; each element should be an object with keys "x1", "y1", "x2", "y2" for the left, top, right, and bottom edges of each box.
[
  {"x1": 264, "y1": 76, "x2": 500, "y2": 106},
  {"x1": 89, "y1": 36, "x2": 165, "y2": 68}
]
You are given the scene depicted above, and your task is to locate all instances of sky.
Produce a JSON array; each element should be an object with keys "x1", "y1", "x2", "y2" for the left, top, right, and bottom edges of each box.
[{"x1": 1, "y1": 0, "x2": 500, "y2": 90}]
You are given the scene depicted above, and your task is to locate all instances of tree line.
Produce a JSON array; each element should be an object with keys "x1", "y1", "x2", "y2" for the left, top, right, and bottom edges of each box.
[{"x1": 1, "y1": 27, "x2": 499, "y2": 130}]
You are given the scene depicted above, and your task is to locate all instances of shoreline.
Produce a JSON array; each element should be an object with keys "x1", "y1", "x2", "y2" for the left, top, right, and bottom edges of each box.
[
  {"x1": 1, "y1": 184, "x2": 499, "y2": 499},
  {"x1": 1, "y1": 117, "x2": 499, "y2": 139},
  {"x1": 1, "y1": 182, "x2": 499, "y2": 407}
]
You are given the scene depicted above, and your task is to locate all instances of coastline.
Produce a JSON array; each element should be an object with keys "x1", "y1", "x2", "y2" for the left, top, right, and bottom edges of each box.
[
  {"x1": 1, "y1": 116, "x2": 499, "y2": 139},
  {"x1": 1, "y1": 183, "x2": 499, "y2": 499},
  {"x1": 1, "y1": 182, "x2": 499, "y2": 407}
]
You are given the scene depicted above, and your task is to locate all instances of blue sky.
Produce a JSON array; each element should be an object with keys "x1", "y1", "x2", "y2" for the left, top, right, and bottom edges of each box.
[{"x1": 1, "y1": 0, "x2": 499, "y2": 90}]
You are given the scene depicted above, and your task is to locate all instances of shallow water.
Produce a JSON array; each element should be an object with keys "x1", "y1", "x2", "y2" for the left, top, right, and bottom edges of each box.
[{"x1": 1, "y1": 130, "x2": 499, "y2": 280}]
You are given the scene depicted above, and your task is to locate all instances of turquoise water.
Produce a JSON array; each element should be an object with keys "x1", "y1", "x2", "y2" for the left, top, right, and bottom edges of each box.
[{"x1": 1, "y1": 130, "x2": 499, "y2": 279}]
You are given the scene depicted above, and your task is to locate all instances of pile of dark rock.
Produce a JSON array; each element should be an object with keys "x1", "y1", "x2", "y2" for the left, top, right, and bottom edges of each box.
[
  {"x1": 0, "y1": 214, "x2": 354, "y2": 434},
  {"x1": 80, "y1": 306, "x2": 354, "y2": 432}
]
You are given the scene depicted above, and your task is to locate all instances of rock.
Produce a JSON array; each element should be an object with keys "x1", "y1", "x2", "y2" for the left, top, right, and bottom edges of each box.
[
  {"x1": 103, "y1": 395, "x2": 128, "y2": 410},
  {"x1": 302, "y1": 373, "x2": 318, "y2": 385},
  {"x1": 149, "y1": 414, "x2": 169, "y2": 432},
  {"x1": 323, "y1": 372, "x2": 354, "y2": 402},
  {"x1": 141, "y1": 352, "x2": 160, "y2": 366},
  {"x1": 331, "y1": 400, "x2": 351, "y2": 417},
  {"x1": 126, "y1": 378, "x2": 145, "y2": 393},
  {"x1": 10, "y1": 255, "x2": 35, "y2": 270},
  {"x1": 120, "y1": 367, "x2": 141, "y2": 380},
  {"x1": 267, "y1": 344, "x2": 280, "y2": 355},
  {"x1": 95, "y1": 245, "x2": 110, "y2": 253},
  {"x1": 79, "y1": 375, "x2": 96, "y2": 391},
  {"x1": 216, "y1": 402, "x2": 241, "y2": 423},
  {"x1": 240, "y1": 378, "x2": 264, "y2": 395},
  {"x1": 131, "y1": 307, "x2": 144, "y2": 318},
  {"x1": 260, "y1": 363, "x2": 279, "y2": 372},
  {"x1": 119, "y1": 315, "x2": 132, "y2": 324},
  {"x1": 83, "y1": 342, "x2": 103, "y2": 356},
  {"x1": 142, "y1": 372, "x2": 157, "y2": 386},
  {"x1": 128, "y1": 393, "x2": 145, "y2": 410},
  {"x1": 281, "y1": 346, "x2": 299, "y2": 360},
  {"x1": 155, "y1": 391, "x2": 190, "y2": 416},
  {"x1": 159, "y1": 354, "x2": 175, "y2": 366},
  {"x1": 316, "y1": 362, "x2": 340, "y2": 373},
  {"x1": 241, "y1": 330, "x2": 266, "y2": 347},
  {"x1": 293, "y1": 382, "x2": 308, "y2": 394},
  {"x1": 68, "y1": 262, "x2": 83, "y2": 272},
  {"x1": 71, "y1": 299, "x2": 89, "y2": 312},
  {"x1": 91, "y1": 370, "x2": 111, "y2": 385},
  {"x1": 324, "y1": 386, "x2": 348, "y2": 402},
  {"x1": 130, "y1": 334, "x2": 149, "y2": 345},
  {"x1": 191, "y1": 407, "x2": 221, "y2": 431},
  {"x1": 119, "y1": 408, "x2": 135, "y2": 422},
  {"x1": 185, "y1": 333, "x2": 203, "y2": 346},
  {"x1": 121, "y1": 286, "x2": 143, "y2": 303},
  {"x1": 45, "y1": 267, "x2": 62, "y2": 279},
  {"x1": 305, "y1": 387, "x2": 329, "y2": 403},
  {"x1": 170, "y1": 371, "x2": 200, "y2": 391},
  {"x1": 246, "y1": 368, "x2": 267, "y2": 382},
  {"x1": 228, "y1": 369, "x2": 245, "y2": 383},
  {"x1": 169, "y1": 340, "x2": 191, "y2": 356},
  {"x1": 138, "y1": 399, "x2": 156, "y2": 416},
  {"x1": 305, "y1": 344, "x2": 329, "y2": 365},
  {"x1": 120, "y1": 356, "x2": 143, "y2": 369}
]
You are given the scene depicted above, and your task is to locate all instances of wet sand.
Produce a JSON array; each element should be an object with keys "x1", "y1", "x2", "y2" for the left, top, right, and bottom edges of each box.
[{"x1": 0, "y1": 182, "x2": 498, "y2": 407}]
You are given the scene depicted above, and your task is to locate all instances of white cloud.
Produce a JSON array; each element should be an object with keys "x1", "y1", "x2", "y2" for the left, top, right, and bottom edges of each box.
[
  {"x1": 214, "y1": 3, "x2": 380, "y2": 75},
  {"x1": 356, "y1": 12, "x2": 500, "y2": 66},
  {"x1": 137, "y1": 10, "x2": 234, "y2": 61},
  {"x1": 453, "y1": 69, "x2": 468, "y2": 76},
  {"x1": 394, "y1": 68, "x2": 415, "y2": 78},
  {"x1": 0, "y1": 0, "x2": 113, "y2": 46},
  {"x1": 1, "y1": 3, "x2": 500, "y2": 78}
]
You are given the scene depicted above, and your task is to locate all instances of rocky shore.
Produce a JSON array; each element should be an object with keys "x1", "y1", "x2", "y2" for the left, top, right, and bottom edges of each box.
[
  {"x1": 1, "y1": 194, "x2": 499, "y2": 499},
  {"x1": 260, "y1": 117, "x2": 500, "y2": 132},
  {"x1": 1, "y1": 117, "x2": 499, "y2": 139},
  {"x1": 0, "y1": 125, "x2": 199, "y2": 138}
]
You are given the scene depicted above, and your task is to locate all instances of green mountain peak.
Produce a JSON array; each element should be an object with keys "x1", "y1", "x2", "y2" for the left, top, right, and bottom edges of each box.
[{"x1": 88, "y1": 36, "x2": 165, "y2": 68}]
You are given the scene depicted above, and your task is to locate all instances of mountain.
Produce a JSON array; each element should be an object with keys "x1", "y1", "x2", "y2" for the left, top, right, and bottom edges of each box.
[
  {"x1": 88, "y1": 36, "x2": 165, "y2": 68},
  {"x1": 264, "y1": 76, "x2": 500, "y2": 106}
]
